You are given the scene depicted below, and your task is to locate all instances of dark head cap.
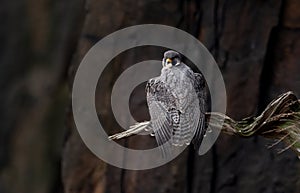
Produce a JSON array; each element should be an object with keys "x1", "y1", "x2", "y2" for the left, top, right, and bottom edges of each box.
[
  {"x1": 162, "y1": 50, "x2": 182, "y2": 67},
  {"x1": 163, "y1": 50, "x2": 181, "y2": 60}
]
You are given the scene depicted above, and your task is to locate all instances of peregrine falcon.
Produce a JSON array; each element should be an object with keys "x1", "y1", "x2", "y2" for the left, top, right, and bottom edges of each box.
[{"x1": 146, "y1": 50, "x2": 208, "y2": 155}]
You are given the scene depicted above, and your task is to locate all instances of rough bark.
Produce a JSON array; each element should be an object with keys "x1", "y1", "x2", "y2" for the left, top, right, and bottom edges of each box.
[
  {"x1": 38, "y1": 0, "x2": 300, "y2": 192},
  {"x1": 63, "y1": 0, "x2": 300, "y2": 193}
]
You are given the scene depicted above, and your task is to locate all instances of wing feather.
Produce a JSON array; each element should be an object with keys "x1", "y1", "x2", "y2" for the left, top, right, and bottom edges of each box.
[
  {"x1": 146, "y1": 78, "x2": 175, "y2": 155},
  {"x1": 192, "y1": 73, "x2": 208, "y2": 154},
  {"x1": 146, "y1": 70, "x2": 207, "y2": 156}
]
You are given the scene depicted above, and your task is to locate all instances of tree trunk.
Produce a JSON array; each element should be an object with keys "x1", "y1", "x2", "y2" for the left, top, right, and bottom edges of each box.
[{"x1": 63, "y1": 0, "x2": 300, "y2": 193}]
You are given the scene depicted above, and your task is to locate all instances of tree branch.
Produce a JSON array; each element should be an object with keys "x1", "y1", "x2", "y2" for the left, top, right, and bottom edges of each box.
[{"x1": 109, "y1": 91, "x2": 300, "y2": 158}]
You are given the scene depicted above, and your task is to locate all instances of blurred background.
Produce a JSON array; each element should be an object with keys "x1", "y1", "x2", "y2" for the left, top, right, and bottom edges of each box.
[{"x1": 1, "y1": 0, "x2": 300, "y2": 193}]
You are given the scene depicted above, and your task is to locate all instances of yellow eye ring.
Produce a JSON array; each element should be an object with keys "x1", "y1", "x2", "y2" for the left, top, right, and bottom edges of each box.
[{"x1": 166, "y1": 58, "x2": 172, "y2": 63}]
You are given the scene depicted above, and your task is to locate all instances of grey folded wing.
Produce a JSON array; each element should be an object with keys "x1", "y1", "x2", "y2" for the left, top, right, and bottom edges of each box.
[
  {"x1": 146, "y1": 77, "x2": 201, "y2": 156},
  {"x1": 146, "y1": 78, "x2": 175, "y2": 153},
  {"x1": 192, "y1": 73, "x2": 208, "y2": 154}
]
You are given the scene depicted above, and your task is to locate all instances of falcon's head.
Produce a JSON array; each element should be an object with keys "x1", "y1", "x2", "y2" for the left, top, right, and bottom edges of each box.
[{"x1": 162, "y1": 50, "x2": 182, "y2": 68}]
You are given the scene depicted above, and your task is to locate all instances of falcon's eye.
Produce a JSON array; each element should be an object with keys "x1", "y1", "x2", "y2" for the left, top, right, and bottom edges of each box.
[{"x1": 172, "y1": 59, "x2": 178, "y2": 66}]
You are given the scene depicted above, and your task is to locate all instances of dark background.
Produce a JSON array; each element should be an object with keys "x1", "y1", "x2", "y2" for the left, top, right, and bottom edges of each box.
[{"x1": 1, "y1": 0, "x2": 300, "y2": 193}]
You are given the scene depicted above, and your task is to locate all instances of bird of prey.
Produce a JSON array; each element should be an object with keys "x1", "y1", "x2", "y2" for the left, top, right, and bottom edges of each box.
[{"x1": 145, "y1": 50, "x2": 208, "y2": 155}]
